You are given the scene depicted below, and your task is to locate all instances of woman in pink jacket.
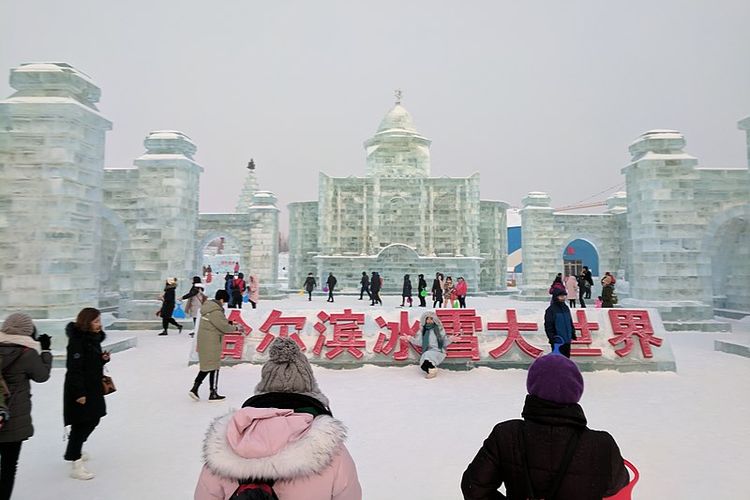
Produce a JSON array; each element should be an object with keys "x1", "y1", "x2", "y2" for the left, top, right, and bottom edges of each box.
[{"x1": 194, "y1": 336, "x2": 362, "y2": 500}]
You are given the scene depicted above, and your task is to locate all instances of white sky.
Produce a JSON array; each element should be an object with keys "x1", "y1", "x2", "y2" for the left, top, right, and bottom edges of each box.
[{"x1": 2, "y1": 1, "x2": 749, "y2": 234}]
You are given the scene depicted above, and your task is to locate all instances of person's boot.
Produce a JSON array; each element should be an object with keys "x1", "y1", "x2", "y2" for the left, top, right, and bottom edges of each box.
[
  {"x1": 426, "y1": 367, "x2": 438, "y2": 379},
  {"x1": 177, "y1": 324, "x2": 183, "y2": 334},
  {"x1": 189, "y1": 382, "x2": 200, "y2": 401},
  {"x1": 70, "y1": 459, "x2": 95, "y2": 480},
  {"x1": 158, "y1": 330, "x2": 168, "y2": 336},
  {"x1": 208, "y1": 390, "x2": 226, "y2": 402}
]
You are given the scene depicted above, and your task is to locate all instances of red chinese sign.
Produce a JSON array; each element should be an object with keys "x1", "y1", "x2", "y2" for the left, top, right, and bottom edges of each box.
[{"x1": 214, "y1": 308, "x2": 665, "y2": 362}]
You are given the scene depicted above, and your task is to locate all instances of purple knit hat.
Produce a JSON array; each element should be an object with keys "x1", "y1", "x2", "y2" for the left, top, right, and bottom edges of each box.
[{"x1": 526, "y1": 354, "x2": 584, "y2": 405}]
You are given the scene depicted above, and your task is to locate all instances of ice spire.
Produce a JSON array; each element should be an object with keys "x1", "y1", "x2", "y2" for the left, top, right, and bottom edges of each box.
[{"x1": 235, "y1": 159, "x2": 259, "y2": 213}]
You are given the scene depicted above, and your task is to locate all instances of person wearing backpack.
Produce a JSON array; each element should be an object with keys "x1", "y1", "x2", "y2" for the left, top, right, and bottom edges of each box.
[
  {"x1": 63, "y1": 308, "x2": 111, "y2": 481},
  {"x1": 0, "y1": 313, "x2": 53, "y2": 500},
  {"x1": 194, "y1": 336, "x2": 362, "y2": 500},
  {"x1": 461, "y1": 354, "x2": 629, "y2": 500}
]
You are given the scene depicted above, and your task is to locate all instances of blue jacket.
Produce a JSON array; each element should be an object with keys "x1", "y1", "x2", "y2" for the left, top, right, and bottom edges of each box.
[{"x1": 544, "y1": 301, "x2": 576, "y2": 344}]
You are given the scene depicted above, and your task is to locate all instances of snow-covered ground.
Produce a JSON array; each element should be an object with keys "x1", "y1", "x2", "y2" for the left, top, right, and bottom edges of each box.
[{"x1": 11, "y1": 296, "x2": 750, "y2": 499}]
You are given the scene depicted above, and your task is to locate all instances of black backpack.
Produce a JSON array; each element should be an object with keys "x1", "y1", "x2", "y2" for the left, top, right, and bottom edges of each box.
[{"x1": 230, "y1": 479, "x2": 278, "y2": 500}]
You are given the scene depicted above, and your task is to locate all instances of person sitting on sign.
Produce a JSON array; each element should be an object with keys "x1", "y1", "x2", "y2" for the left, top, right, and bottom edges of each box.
[
  {"x1": 461, "y1": 354, "x2": 630, "y2": 500},
  {"x1": 407, "y1": 312, "x2": 452, "y2": 379}
]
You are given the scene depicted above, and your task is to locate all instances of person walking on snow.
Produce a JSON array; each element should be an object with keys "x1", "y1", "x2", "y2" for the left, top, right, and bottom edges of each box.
[
  {"x1": 417, "y1": 274, "x2": 427, "y2": 307},
  {"x1": 576, "y1": 273, "x2": 588, "y2": 308},
  {"x1": 432, "y1": 272, "x2": 444, "y2": 308},
  {"x1": 461, "y1": 354, "x2": 630, "y2": 500},
  {"x1": 564, "y1": 275, "x2": 579, "y2": 308},
  {"x1": 63, "y1": 307, "x2": 110, "y2": 480},
  {"x1": 158, "y1": 278, "x2": 183, "y2": 335},
  {"x1": 326, "y1": 272, "x2": 337, "y2": 303},
  {"x1": 443, "y1": 276, "x2": 455, "y2": 308},
  {"x1": 190, "y1": 290, "x2": 237, "y2": 402},
  {"x1": 182, "y1": 276, "x2": 207, "y2": 336},
  {"x1": 544, "y1": 288, "x2": 577, "y2": 358},
  {"x1": 358, "y1": 272, "x2": 371, "y2": 301},
  {"x1": 601, "y1": 275, "x2": 616, "y2": 308},
  {"x1": 582, "y1": 266, "x2": 594, "y2": 299},
  {"x1": 401, "y1": 274, "x2": 413, "y2": 307},
  {"x1": 408, "y1": 312, "x2": 452, "y2": 379},
  {"x1": 0, "y1": 313, "x2": 52, "y2": 498},
  {"x1": 194, "y1": 336, "x2": 362, "y2": 500},
  {"x1": 370, "y1": 272, "x2": 382, "y2": 306},
  {"x1": 303, "y1": 273, "x2": 317, "y2": 302}
]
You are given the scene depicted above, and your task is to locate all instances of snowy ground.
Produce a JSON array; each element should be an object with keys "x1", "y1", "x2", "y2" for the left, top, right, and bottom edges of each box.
[{"x1": 11, "y1": 295, "x2": 750, "y2": 499}]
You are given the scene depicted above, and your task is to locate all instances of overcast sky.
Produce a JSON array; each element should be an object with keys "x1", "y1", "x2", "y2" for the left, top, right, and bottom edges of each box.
[{"x1": 2, "y1": 1, "x2": 749, "y2": 233}]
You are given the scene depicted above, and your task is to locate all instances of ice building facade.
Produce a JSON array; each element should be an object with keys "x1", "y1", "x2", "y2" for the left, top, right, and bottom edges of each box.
[
  {"x1": 288, "y1": 99, "x2": 509, "y2": 293},
  {"x1": 0, "y1": 63, "x2": 279, "y2": 321},
  {"x1": 519, "y1": 128, "x2": 750, "y2": 330}
]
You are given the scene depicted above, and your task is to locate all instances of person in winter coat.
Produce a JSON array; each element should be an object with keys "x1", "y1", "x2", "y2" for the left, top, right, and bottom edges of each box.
[
  {"x1": 582, "y1": 266, "x2": 594, "y2": 299},
  {"x1": 432, "y1": 272, "x2": 444, "y2": 308},
  {"x1": 401, "y1": 274, "x2": 413, "y2": 307},
  {"x1": 370, "y1": 272, "x2": 382, "y2": 306},
  {"x1": 601, "y1": 275, "x2": 616, "y2": 308},
  {"x1": 190, "y1": 290, "x2": 237, "y2": 402},
  {"x1": 194, "y1": 336, "x2": 362, "y2": 500},
  {"x1": 461, "y1": 354, "x2": 629, "y2": 500},
  {"x1": 159, "y1": 277, "x2": 183, "y2": 335},
  {"x1": 326, "y1": 273, "x2": 338, "y2": 303},
  {"x1": 0, "y1": 313, "x2": 52, "y2": 499},
  {"x1": 544, "y1": 288, "x2": 577, "y2": 358},
  {"x1": 182, "y1": 276, "x2": 208, "y2": 336},
  {"x1": 576, "y1": 273, "x2": 588, "y2": 309},
  {"x1": 64, "y1": 307, "x2": 110, "y2": 480},
  {"x1": 408, "y1": 312, "x2": 452, "y2": 379},
  {"x1": 224, "y1": 273, "x2": 233, "y2": 296},
  {"x1": 229, "y1": 273, "x2": 246, "y2": 309},
  {"x1": 303, "y1": 273, "x2": 317, "y2": 302},
  {"x1": 417, "y1": 274, "x2": 427, "y2": 307},
  {"x1": 443, "y1": 276, "x2": 455, "y2": 308},
  {"x1": 455, "y1": 277, "x2": 468, "y2": 308},
  {"x1": 358, "y1": 272, "x2": 371, "y2": 301},
  {"x1": 548, "y1": 273, "x2": 565, "y2": 297},
  {"x1": 247, "y1": 275, "x2": 260, "y2": 309},
  {"x1": 564, "y1": 275, "x2": 579, "y2": 308}
]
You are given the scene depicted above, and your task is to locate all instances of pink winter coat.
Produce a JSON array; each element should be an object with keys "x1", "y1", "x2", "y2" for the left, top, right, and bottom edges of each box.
[
  {"x1": 194, "y1": 407, "x2": 361, "y2": 500},
  {"x1": 455, "y1": 279, "x2": 468, "y2": 297},
  {"x1": 564, "y1": 276, "x2": 578, "y2": 298}
]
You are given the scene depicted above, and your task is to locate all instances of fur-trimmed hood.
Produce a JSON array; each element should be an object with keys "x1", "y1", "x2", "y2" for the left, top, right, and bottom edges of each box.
[
  {"x1": 203, "y1": 408, "x2": 348, "y2": 482},
  {"x1": 419, "y1": 311, "x2": 446, "y2": 335}
]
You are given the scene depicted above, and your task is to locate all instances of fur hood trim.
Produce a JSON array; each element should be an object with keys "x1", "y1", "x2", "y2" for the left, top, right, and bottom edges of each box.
[
  {"x1": 419, "y1": 311, "x2": 446, "y2": 334},
  {"x1": 203, "y1": 410, "x2": 347, "y2": 481},
  {"x1": 0, "y1": 331, "x2": 41, "y2": 352}
]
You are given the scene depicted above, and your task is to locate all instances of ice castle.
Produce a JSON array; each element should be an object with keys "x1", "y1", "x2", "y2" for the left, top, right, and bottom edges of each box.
[{"x1": 288, "y1": 92, "x2": 509, "y2": 293}]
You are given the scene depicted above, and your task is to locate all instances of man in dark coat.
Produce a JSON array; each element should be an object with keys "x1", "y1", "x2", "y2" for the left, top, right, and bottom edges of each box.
[
  {"x1": 461, "y1": 354, "x2": 629, "y2": 500},
  {"x1": 544, "y1": 288, "x2": 576, "y2": 358},
  {"x1": 326, "y1": 272, "x2": 337, "y2": 303},
  {"x1": 359, "y1": 272, "x2": 371, "y2": 301},
  {"x1": 417, "y1": 274, "x2": 427, "y2": 307},
  {"x1": 0, "y1": 313, "x2": 52, "y2": 499}
]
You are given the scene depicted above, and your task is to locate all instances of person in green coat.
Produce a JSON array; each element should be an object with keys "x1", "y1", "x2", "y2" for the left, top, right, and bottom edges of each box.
[{"x1": 189, "y1": 290, "x2": 237, "y2": 402}]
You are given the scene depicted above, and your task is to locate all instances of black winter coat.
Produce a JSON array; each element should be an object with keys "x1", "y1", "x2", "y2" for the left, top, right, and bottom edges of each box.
[
  {"x1": 402, "y1": 279, "x2": 412, "y2": 297},
  {"x1": 461, "y1": 395, "x2": 629, "y2": 500},
  {"x1": 418, "y1": 277, "x2": 427, "y2": 292},
  {"x1": 161, "y1": 285, "x2": 177, "y2": 317},
  {"x1": 63, "y1": 323, "x2": 108, "y2": 426},
  {"x1": 0, "y1": 342, "x2": 52, "y2": 442}
]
